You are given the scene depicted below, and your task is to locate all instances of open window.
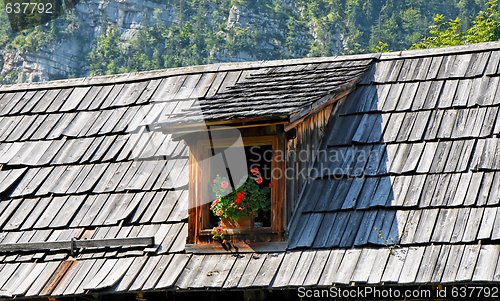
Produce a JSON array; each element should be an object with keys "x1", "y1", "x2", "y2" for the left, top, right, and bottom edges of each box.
[{"x1": 186, "y1": 128, "x2": 286, "y2": 245}]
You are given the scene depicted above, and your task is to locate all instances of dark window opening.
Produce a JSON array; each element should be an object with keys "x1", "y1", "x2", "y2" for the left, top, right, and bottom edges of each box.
[{"x1": 205, "y1": 145, "x2": 273, "y2": 229}]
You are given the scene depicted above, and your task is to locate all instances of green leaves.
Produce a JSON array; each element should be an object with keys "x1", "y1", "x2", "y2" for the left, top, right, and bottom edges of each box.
[{"x1": 412, "y1": 0, "x2": 499, "y2": 49}]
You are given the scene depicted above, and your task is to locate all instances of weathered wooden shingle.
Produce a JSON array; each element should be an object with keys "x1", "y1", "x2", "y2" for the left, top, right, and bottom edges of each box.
[{"x1": 0, "y1": 43, "x2": 498, "y2": 298}]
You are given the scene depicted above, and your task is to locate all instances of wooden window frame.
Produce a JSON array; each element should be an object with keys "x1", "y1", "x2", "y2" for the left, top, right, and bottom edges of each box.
[{"x1": 188, "y1": 135, "x2": 285, "y2": 244}]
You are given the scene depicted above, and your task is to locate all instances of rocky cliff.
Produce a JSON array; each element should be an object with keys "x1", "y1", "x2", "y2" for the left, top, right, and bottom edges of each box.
[
  {"x1": 0, "y1": 0, "x2": 488, "y2": 84},
  {"x1": 1, "y1": 0, "x2": 175, "y2": 82}
]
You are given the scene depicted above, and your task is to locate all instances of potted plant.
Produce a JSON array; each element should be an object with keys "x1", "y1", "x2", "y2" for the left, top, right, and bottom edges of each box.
[{"x1": 210, "y1": 166, "x2": 271, "y2": 240}]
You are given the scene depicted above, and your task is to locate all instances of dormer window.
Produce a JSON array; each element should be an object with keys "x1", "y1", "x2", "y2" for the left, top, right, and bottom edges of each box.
[{"x1": 184, "y1": 126, "x2": 286, "y2": 246}]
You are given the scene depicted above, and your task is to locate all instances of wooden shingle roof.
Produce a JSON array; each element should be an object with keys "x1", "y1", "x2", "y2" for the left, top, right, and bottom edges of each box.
[{"x1": 0, "y1": 42, "x2": 498, "y2": 298}]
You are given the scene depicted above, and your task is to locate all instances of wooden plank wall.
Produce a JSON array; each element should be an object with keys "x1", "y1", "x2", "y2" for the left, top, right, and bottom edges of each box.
[{"x1": 285, "y1": 103, "x2": 337, "y2": 221}]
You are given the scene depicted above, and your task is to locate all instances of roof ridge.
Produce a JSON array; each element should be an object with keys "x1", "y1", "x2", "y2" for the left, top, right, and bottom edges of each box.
[
  {"x1": 380, "y1": 41, "x2": 500, "y2": 60},
  {"x1": 0, "y1": 53, "x2": 378, "y2": 92}
]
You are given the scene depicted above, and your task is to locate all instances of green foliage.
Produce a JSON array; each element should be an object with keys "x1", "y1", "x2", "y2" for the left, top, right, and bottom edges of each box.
[
  {"x1": 412, "y1": 15, "x2": 464, "y2": 49},
  {"x1": 371, "y1": 41, "x2": 390, "y2": 52},
  {"x1": 412, "y1": 0, "x2": 499, "y2": 49},
  {"x1": 466, "y1": 0, "x2": 500, "y2": 43},
  {"x1": 88, "y1": 27, "x2": 127, "y2": 75},
  {"x1": 0, "y1": 0, "x2": 498, "y2": 82}
]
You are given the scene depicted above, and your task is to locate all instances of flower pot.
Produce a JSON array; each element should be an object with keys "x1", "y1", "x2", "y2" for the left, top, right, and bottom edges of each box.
[{"x1": 220, "y1": 216, "x2": 254, "y2": 229}]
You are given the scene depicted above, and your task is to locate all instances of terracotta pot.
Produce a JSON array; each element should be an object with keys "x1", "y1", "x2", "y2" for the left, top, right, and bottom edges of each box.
[{"x1": 220, "y1": 217, "x2": 254, "y2": 229}]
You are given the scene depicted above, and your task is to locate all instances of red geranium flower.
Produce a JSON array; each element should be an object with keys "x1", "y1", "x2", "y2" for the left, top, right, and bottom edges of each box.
[
  {"x1": 255, "y1": 176, "x2": 263, "y2": 184},
  {"x1": 237, "y1": 192, "x2": 245, "y2": 199},
  {"x1": 250, "y1": 167, "x2": 260, "y2": 176},
  {"x1": 235, "y1": 198, "x2": 242, "y2": 204},
  {"x1": 268, "y1": 183, "x2": 273, "y2": 188}
]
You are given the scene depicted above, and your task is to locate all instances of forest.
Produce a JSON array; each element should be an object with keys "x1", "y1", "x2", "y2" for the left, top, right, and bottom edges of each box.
[{"x1": 0, "y1": 0, "x2": 498, "y2": 81}]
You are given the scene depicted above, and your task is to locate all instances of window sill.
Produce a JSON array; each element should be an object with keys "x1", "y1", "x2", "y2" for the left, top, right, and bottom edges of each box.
[
  {"x1": 199, "y1": 226, "x2": 273, "y2": 236},
  {"x1": 185, "y1": 241, "x2": 288, "y2": 254},
  {"x1": 193, "y1": 226, "x2": 284, "y2": 246}
]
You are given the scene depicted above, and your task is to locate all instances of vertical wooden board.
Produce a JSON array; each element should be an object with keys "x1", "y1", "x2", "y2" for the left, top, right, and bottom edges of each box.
[
  {"x1": 0, "y1": 263, "x2": 20, "y2": 288},
  {"x1": 462, "y1": 207, "x2": 485, "y2": 242},
  {"x1": 111, "y1": 81, "x2": 149, "y2": 107},
  {"x1": 490, "y1": 207, "x2": 500, "y2": 240},
  {"x1": 174, "y1": 255, "x2": 205, "y2": 289},
  {"x1": 3, "y1": 198, "x2": 38, "y2": 230},
  {"x1": 293, "y1": 213, "x2": 323, "y2": 248},
  {"x1": 318, "y1": 250, "x2": 345, "y2": 286},
  {"x1": 414, "y1": 245, "x2": 441, "y2": 283},
  {"x1": 440, "y1": 245, "x2": 465, "y2": 283},
  {"x1": 217, "y1": 71, "x2": 242, "y2": 93},
  {"x1": 484, "y1": 50, "x2": 499, "y2": 75},
  {"x1": 411, "y1": 209, "x2": 438, "y2": 244},
  {"x1": 236, "y1": 254, "x2": 267, "y2": 288},
  {"x1": 428, "y1": 244, "x2": 452, "y2": 283},
  {"x1": 355, "y1": 177, "x2": 379, "y2": 209},
  {"x1": 82, "y1": 259, "x2": 119, "y2": 290},
  {"x1": 114, "y1": 256, "x2": 148, "y2": 291},
  {"x1": 32, "y1": 196, "x2": 68, "y2": 229},
  {"x1": 25, "y1": 261, "x2": 60, "y2": 297},
  {"x1": 339, "y1": 211, "x2": 365, "y2": 247},
  {"x1": 480, "y1": 106, "x2": 499, "y2": 137},
  {"x1": 302, "y1": 250, "x2": 330, "y2": 286},
  {"x1": 455, "y1": 244, "x2": 481, "y2": 282},
  {"x1": 477, "y1": 207, "x2": 497, "y2": 239},
  {"x1": 431, "y1": 209, "x2": 459, "y2": 243},
  {"x1": 353, "y1": 211, "x2": 379, "y2": 246},
  {"x1": 287, "y1": 251, "x2": 316, "y2": 286},
  {"x1": 494, "y1": 252, "x2": 500, "y2": 282},
  {"x1": 151, "y1": 190, "x2": 181, "y2": 223},
  {"x1": 431, "y1": 174, "x2": 454, "y2": 207},
  {"x1": 94, "y1": 257, "x2": 135, "y2": 290},
  {"x1": 312, "y1": 213, "x2": 337, "y2": 248},
  {"x1": 49, "y1": 261, "x2": 82, "y2": 296},
  {"x1": 381, "y1": 248, "x2": 408, "y2": 283},
  {"x1": 472, "y1": 245, "x2": 500, "y2": 281},
  {"x1": 103, "y1": 194, "x2": 134, "y2": 225},
  {"x1": 51, "y1": 195, "x2": 85, "y2": 228},
  {"x1": 270, "y1": 251, "x2": 301, "y2": 288},
  {"x1": 60, "y1": 87, "x2": 91, "y2": 111},
  {"x1": 3, "y1": 263, "x2": 36, "y2": 294},
  {"x1": 323, "y1": 211, "x2": 350, "y2": 247},
  {"x1": 96, "y1": 84, "x2": 124, "y2": 109},
  {"x1": 73, "y1": 258, "x2": 105, "y2": 294},
  {"x1": 189, "y1": 255, "x2": 231, "y2": 288},
  {"x1": 0, "y1": 92, "x2": 27, "y2": 115},
  {"x1": 359, "y1": 248, "x2": 388, "y2": 284},
  {"x1": 222, "y1": 254, "x2": 252, "y2": 288},
  {"x1": 350, "y1": 248, "x2": 377, "y2": 283},
  {"x1": 477, "y1": 172, "x2": 495, "y2": 206},
  {"x1": 61, "y1": 260, "x2": 96, "y2": 295},
  {"x1": 77, "y1": 194, "x2": 110, "y2": 227},
  {"x1": 155, "y1": 254, "x2": 191, "y2": 289},
  {"x1": 401, "y1": 209, "x2": 424, "y2": 244},
  {"x1": 204, "y1": 254, "x2": 239, "y2": 288},
  {"x1": 341, "y1": 178, "x2": 364, "y2": 209},
  {"x1": 450, "y1": 208, "x2": 471, "y2": 243},
  {"x1": 333, "y1": 248, "x2": 362, "y2": 284},
  {"x1": 398, "y1": 246, "x2": 425, "y2": 283}
]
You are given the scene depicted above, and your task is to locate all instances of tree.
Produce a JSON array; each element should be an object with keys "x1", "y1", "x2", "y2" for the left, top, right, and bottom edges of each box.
[
  {"x1": 412, "y1": 0, "x2": 499, "y2": 49},
  {"x1": 411, "y1": 15, "x2": 463, "y2": 49},
  {"x1": 88, "y1": 27, "x2": 126, "y2": 75},
  {"x1": 466, "y1": 0, "x2": 500, "y2": 43}
]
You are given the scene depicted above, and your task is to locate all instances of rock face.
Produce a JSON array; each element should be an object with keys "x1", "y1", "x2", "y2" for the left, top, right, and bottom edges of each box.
[
  {"x1": 0, "y1": 0, "x2": 341, "y2": 84},
  {"x1": 1, "y1": 0, "x2": 173, "y2": 83}
]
